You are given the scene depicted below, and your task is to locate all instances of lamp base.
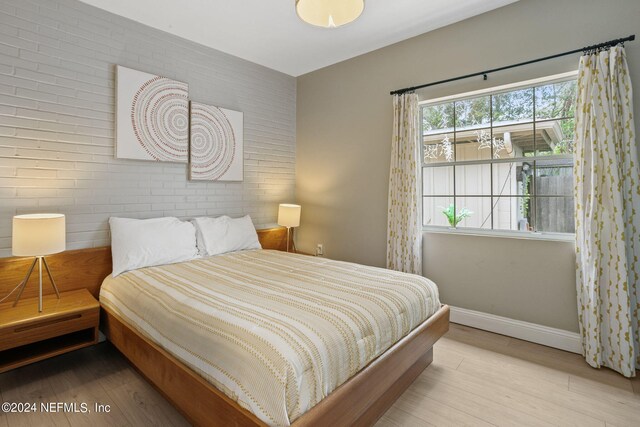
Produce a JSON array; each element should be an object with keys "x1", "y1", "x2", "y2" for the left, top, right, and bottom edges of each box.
[
  {"x1": 286, "y1": 227, "x2": 291, "y2": 252},
  {"x1": 13, "y1": 256, "x2": 61, "y2": 312},
  {"x1": 285, "y1": 227, "x2": 297, "y2": 253}
]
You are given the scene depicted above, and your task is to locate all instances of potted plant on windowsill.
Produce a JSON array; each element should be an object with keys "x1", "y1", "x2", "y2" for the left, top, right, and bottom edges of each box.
[{"x1": 440, "y1": 204, "x2": 473, "y2": 228}]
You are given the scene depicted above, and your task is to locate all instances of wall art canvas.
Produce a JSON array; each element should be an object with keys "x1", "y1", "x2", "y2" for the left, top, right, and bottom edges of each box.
[
  {"x1": 116, "y1": 65, "x2": 189, "y2": 163},
  {"x1": 189, "y1": 102, "x2": 244, "y2": 181}
]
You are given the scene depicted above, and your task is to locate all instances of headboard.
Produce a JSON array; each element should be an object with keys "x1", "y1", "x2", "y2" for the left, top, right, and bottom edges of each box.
[{"x1": 0, "y1": 226, "x2": 289, "y2": 301}]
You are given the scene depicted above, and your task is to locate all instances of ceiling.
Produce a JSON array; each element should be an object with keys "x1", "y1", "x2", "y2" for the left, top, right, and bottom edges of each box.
[{"x1": 79, "y1": 0, "x2": 518, "y2": 76}]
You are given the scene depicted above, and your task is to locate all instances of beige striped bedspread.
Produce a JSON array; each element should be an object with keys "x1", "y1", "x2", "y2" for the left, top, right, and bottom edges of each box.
[{"x1": 100, "y1": 250, "x2": 440, "y2": 426}]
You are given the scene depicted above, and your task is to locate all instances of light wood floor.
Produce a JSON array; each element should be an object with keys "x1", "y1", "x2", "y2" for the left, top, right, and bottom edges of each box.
[{"x1": 1, "y1": 324, "x2": 638, "y2": 426}]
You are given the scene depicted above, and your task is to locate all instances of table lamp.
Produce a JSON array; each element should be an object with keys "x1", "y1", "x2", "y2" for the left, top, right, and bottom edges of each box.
[
  {"x1": 277, "y1": 204, "x2": 301, "y2": 253},
  {"x1": 12, "y1": 214, "x2": 66, "y2": 312}
]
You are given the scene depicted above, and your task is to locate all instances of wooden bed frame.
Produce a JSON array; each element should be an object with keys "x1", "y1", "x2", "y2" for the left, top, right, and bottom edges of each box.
[{"x1": 0, "y1": 226, "x2": 450, "y2": 426}]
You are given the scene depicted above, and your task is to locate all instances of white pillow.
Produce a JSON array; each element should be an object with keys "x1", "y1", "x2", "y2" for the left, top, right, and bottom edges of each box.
[
  {"x1": 193, "y1": 215, "x2": 261, "y2": 256},
  {"x1": 109, "y1": 216, "x2": 199, "y2": 276},
  {"x1": 193, "y1": 215, "x2": 229, "y2": 255}
]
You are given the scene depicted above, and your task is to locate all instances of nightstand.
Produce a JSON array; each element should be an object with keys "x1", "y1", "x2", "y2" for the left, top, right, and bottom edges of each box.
[{"x1": 0, "y1": 289, "x2": 99, "y2": 373}]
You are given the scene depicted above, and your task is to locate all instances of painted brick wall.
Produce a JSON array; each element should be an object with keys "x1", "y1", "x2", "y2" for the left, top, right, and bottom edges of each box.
[{"x1": 0, "y1": 0, "x2": 296, "y2": 257}]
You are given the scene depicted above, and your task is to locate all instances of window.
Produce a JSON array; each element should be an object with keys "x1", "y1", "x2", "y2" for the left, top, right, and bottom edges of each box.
[{"x1": 421, "y1": 73, "x2": 577, "y2": 236}]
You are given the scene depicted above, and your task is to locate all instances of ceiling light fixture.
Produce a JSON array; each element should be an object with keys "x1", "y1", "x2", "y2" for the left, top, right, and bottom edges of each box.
[{"x1": 296, "y1": 0, "x2": 365, "y2": 29}]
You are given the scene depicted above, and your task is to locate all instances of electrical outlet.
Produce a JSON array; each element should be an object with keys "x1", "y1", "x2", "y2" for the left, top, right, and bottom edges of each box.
[{"x1": 316, "y1": 243, "x2": 324, "y2": 256}]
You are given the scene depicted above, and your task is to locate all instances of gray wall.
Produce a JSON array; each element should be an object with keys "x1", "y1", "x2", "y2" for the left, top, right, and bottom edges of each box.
[
  {"x1": 0, "y1": 0, "x2": 296, "y2": 257},
  {"x1": 296, "y1": 0, "x2": 640, "y2": 332}
]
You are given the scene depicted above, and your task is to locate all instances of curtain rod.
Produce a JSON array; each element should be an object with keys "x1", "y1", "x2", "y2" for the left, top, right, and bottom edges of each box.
[{"x1": 390, "y1": 34, "x2": 636, "y2": 96}]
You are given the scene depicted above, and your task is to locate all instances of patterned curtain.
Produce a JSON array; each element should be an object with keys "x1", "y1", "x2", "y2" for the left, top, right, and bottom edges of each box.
[
  {"x1": 574, "y1": 46, "x2": 640, "y2": 378},
  {"x1": 387, "y1": 93, "x2": 422, "y2": 275}
]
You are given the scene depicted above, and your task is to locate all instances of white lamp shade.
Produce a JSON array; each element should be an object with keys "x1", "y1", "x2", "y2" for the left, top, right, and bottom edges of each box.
[
  {"x1": 296, "y1": 0, "x2": 364, "y2": 28},
  {"x1": 12, "y1": 214, "x2": 66, "y2": 256},
  {"x1": 278, "y1": 204, "x2": 301, "y2": 228}
]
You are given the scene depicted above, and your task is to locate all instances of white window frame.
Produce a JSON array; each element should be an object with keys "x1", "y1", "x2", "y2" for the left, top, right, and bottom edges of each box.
[{"x1": 420, "y1": 71, "x2": 578, "y2": 242}]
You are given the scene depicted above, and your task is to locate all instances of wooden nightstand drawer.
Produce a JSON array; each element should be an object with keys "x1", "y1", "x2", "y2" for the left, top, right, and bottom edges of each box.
[
  {"x1": 0, "y1": 289, "x2": 99, "y2": 373},
  {"x1": 0, "y1": 307, "x2": 98, "y2": 352}
]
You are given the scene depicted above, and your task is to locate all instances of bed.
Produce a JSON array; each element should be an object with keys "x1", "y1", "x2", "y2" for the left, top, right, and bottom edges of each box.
[{"x1": 100, "y1": 248, "x2": 442, "y2": 426}]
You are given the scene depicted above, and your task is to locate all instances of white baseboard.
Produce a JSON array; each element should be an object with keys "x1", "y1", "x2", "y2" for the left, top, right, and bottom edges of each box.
[{"x1": 449, "y1": 306, "x2": 582, "y2": 354}]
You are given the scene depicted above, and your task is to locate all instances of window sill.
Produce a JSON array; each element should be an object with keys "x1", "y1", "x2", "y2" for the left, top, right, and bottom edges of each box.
[{"x1": 422, "y1": 226, "x2": 575, "y2": 243}]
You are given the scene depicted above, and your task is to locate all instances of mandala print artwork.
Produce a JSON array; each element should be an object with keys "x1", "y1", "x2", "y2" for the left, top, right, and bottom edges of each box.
[
  {"x1": 116, "y1": 65, "x2": 189, "y2": 162},
  {"x1": 189, "y1": 102, "x2": 244, "y2": 181}
]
